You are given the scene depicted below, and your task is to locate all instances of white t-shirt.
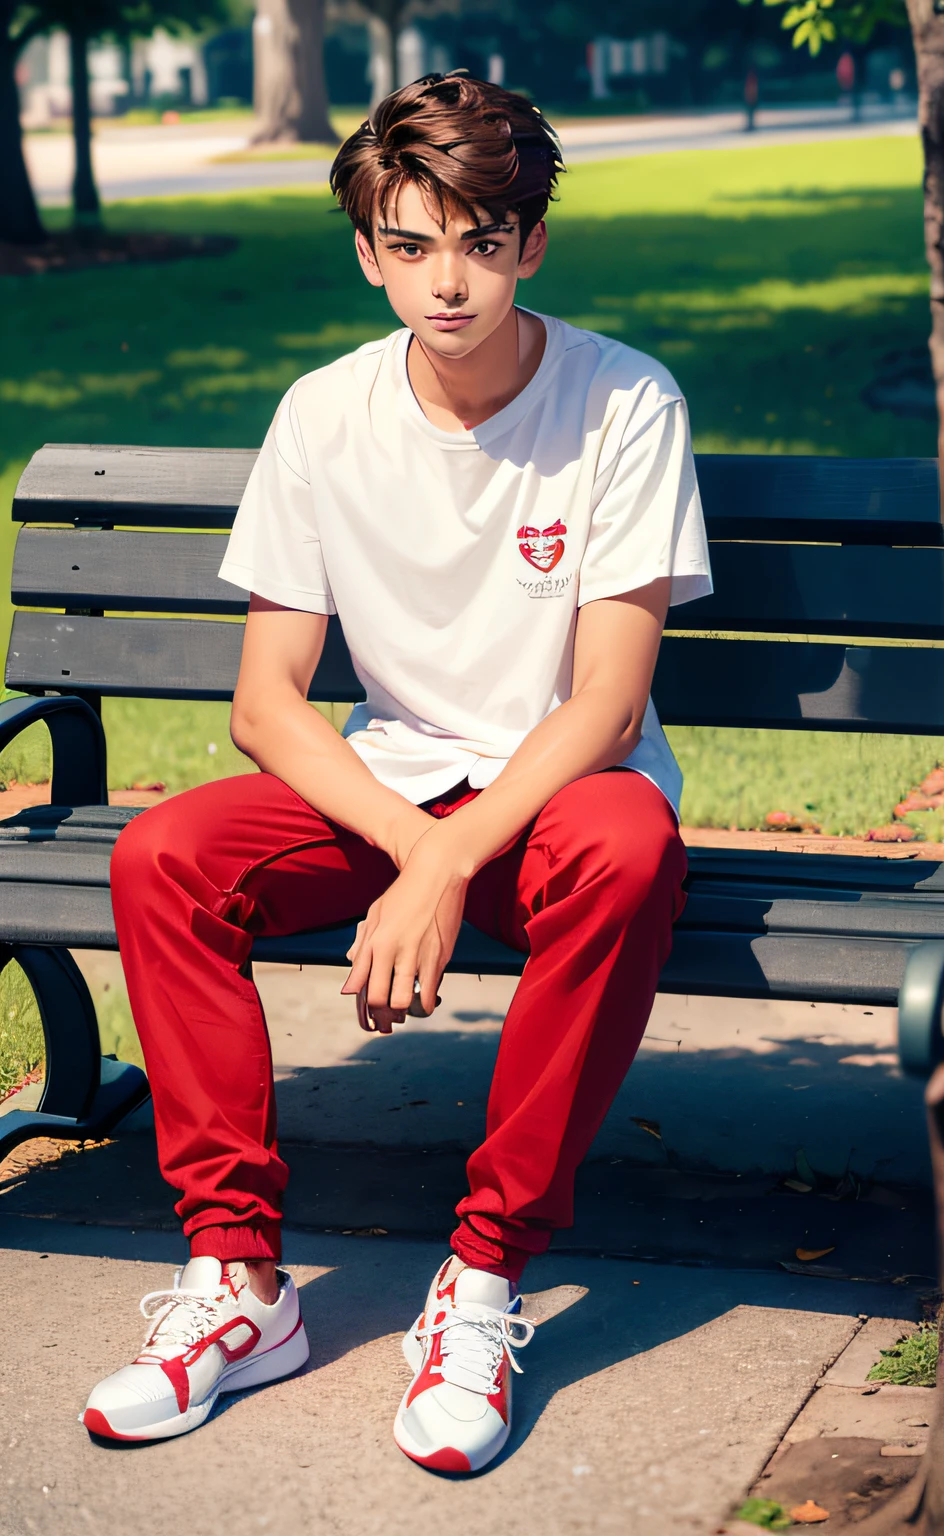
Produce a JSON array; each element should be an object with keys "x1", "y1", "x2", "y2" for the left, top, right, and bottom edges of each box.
[{"x1": 219, "y1": 312, "x2": 713, "y2": 812}]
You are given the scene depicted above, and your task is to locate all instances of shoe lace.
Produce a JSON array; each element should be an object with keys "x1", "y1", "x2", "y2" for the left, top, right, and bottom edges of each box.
[
  {"x1": 137, "y1": 1286, "x2": 228, "y2": 1352},
  {"x1": 419, "y1": 1307, "x2": 535, "y2": 1393}
]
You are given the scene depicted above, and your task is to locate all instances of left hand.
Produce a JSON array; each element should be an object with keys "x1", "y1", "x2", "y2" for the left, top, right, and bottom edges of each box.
[{"x1": 340, "y1": 830, "x2": 469, "y2": 1034}]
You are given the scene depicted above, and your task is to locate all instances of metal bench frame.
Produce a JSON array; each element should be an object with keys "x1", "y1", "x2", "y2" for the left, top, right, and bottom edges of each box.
[{"x1": 2, "y1": 445, "x2": 944, "y2": 1159}]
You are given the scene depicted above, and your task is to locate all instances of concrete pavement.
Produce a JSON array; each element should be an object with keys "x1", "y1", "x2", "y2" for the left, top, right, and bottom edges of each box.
[
  {"x1": 0, "y1": 1218, "x2": 922, "y2": 1536},
  {"x1": 0, "y1": 957, "x2": 933, "y2": 1532},
  {"x1": 25, "y1": 102, "x2": 918, "y2": 207}
]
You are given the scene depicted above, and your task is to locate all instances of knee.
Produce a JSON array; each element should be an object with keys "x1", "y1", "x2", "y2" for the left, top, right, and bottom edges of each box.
[
  {"x1": 556, "y1": 777, "x2": 685, "y2": 913},
  {"x1": 111, "y1": 798, "x2": 196, "y2": 901}
]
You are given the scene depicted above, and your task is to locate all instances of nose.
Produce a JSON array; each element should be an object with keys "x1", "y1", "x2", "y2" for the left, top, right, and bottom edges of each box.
[{"x1": 430, "y1": 253, "x2": 468, "y2": 307}]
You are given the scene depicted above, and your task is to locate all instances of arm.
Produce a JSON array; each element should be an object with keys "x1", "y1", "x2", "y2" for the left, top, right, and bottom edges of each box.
[
  {"x1": 230, "y1": 594, "x2": 435, "y2": 869},
  {"x1": 343, "y1": 577, "x2": 671, "y2": 1026}
]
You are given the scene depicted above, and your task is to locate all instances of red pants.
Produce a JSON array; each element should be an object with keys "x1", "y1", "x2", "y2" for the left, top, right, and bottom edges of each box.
[{"x1": 111, "y1": 768, "x2": 686, "y2": 1282}]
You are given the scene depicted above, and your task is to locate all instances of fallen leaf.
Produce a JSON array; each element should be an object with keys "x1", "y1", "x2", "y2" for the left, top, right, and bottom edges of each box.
[
  {"x1": 920, "y1": 767, "x2": 944, "y2": 797},
  {"x1": 796, "y1": 1246, "x2": 836, "y2": 1262},
  {"x1": 783, "y1": 1178, "x2": 813, "y2": 1194},
  {"x1": 861, "y1": 1384, "x2": 881, "y2": 1395},
  {"x1": 866, "y1": 824, "x2": 917, "y2": 843},
  {"x1": 630, "y1": 1116, "x2": 662, "y2": 1139},
  {"x1": 790, "y1": 1501, "x2": 830, "y2": 1524}
]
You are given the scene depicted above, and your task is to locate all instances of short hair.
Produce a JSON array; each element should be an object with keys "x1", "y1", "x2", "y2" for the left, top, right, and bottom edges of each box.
[{"x1": 330, "y1": 72, "x2": 564, "y2": 249}]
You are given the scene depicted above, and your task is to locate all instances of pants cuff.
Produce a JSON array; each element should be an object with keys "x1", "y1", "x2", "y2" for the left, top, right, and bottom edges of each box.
[
  {"x1": 450, "y1": 1218, "x2": 543, "y2": 1285},
  {"x1": 188, "y1": 1220, "x2": 282, "y2": 1263}
]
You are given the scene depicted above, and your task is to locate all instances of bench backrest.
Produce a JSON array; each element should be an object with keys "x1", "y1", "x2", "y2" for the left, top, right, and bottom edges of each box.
[{"x1": 8, "y1": 445, "x2": 944, "y2": 734}]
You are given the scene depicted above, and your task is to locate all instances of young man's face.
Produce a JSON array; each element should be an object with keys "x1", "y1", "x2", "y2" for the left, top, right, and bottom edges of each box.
[{"x1": 354, "y1": 179, "x2": 547, "y2": 358}]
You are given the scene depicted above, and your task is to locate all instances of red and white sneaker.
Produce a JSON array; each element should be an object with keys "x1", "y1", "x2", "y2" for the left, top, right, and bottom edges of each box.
[
  {"x1": 394, "y1": 1257, "x2": 535, "y2": 1473},
  {"x1": 80, "y1": 1256, "x2": 309, "y2": 1442}
]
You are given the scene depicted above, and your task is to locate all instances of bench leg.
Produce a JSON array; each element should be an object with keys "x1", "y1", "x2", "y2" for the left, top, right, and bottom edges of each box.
[
  {"x1": 0, "y1": 945, "x2": 150, "y2": 1162},
  {"x1": 898, "y1": 940, "x2": 944, "y2": 1079}
]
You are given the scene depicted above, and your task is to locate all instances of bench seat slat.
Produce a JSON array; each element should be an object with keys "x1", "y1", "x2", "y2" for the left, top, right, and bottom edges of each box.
[
  {"x1": 14, "y1": 447, "x2": 944, "y2": 546},
  {"x1": 0, "y1": 877, "x2": 915, "y2": 1005},
  {"x1": 13, "y1": 530, "x2": 944, "y2": 641},
  {"x1": 4, "y1": 805, "x2": 941, "y2": 891},
  {"x1": 3, "y1": 838, "x2": 940, "y2": 943}
]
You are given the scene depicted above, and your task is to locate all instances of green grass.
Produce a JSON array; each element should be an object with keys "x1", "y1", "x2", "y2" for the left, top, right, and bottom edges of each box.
[
  {"x1": 0, "y1": 961, "x2": 44, "y2": 1101},
  {"x1": 1, "y1": 134, "x2": 942, "y2": 1096},
  {"x1": 867, "y1": 1323, "x2": 939, "y2": 1387}
]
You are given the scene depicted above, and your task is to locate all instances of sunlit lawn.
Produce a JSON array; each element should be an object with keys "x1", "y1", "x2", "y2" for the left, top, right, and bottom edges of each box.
[{"x1": 0, "y1": 132, "x2": 941, "y2": 841}]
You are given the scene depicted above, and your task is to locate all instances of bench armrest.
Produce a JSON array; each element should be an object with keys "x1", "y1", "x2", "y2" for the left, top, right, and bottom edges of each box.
[{"x1": 0, "y1": 694, "x2": 107, "y2": 806}]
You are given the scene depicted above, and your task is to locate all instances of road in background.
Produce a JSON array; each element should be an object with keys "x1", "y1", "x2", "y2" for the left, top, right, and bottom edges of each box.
[{"x1": 26, "y1": 101, "x2": 917, "y2": 206}]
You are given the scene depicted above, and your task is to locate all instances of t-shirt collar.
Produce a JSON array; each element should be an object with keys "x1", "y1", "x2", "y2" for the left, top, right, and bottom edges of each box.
[{"x1": 396, "y1": 308, "x2": 564, "y2": 448}]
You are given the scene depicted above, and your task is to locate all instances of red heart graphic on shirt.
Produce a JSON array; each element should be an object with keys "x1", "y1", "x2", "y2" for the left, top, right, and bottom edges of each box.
[{"x1": 518, "y1": 519, "x2": 567, "y2": 573}]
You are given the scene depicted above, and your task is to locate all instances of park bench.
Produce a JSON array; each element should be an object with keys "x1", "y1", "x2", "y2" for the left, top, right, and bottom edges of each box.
[{"x1": 2, "y1": 445, "x2": 944, "y2": 1161}]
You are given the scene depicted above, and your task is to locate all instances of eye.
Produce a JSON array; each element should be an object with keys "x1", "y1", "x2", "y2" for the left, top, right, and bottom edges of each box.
[{"x1": 471, "y1": 240, "x2": 499, "y2": 256}]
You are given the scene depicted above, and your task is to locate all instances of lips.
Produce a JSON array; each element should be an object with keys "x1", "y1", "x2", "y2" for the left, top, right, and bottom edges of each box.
[{"x1": 426, "y1": 313, "x2": 476, "y2": 331}]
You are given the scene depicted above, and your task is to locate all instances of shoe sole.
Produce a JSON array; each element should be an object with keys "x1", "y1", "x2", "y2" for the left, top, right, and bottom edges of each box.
[
  {"x1": 82, "y1": 1316, "x2": 311, "y2": 1443},
  {"x1": 393, "y1": 1319, "x2": 509, "y2": 1474}
]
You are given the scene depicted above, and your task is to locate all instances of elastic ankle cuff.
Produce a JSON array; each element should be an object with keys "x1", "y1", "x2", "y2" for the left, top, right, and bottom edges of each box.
[{"x1": 189, "y1": 1221, "x2": 282, "y2": 1263}]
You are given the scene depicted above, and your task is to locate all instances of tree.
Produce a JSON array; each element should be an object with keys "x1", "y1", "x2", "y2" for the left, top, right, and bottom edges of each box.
[
  {"x1": 253, "y1": 0, "x2": 336, "y2": 143},
  {"x1": 1, "y1": 2, "x2": 49, "y2": 242},
  {"x1": 1, "y1": 0, "x2": 234, "y2": 242},
  {"x1": 739, "y1": 0, "x2": 944, "y2": 479}
]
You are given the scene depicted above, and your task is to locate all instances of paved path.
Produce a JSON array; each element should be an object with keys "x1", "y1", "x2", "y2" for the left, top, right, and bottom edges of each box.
[
  {"x1": 25, "y1": 102, "x2": 917, "y2": 206},
  {"x1": 0, "y1": 1216, "x2": 919, "y2": 1536}
]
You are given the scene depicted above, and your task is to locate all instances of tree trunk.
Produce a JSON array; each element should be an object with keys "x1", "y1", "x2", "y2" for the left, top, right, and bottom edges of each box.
[
  {"x1": 367, "y1": 13, "x2": 395, "y2": 110},
  {"x1": 253, "y1": 0, "x2": 337, "y2": 145},
  {"x1": 70, "y1": 26, "x2": 100, "y2": 227},
  {"x1": 907, "y1": 0, "x2": 944, "y2": 503},
  {"x1": 0, "y1": 11, "x2": 45, "y2": 245}
]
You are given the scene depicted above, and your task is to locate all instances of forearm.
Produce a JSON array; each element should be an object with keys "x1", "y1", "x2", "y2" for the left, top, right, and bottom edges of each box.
[
  {"x1": 231, "y1": 689, "x2": 433, "y2": 867},
  {"x1": 429, "y1": 687, "x2": 641, "y2": 877}
]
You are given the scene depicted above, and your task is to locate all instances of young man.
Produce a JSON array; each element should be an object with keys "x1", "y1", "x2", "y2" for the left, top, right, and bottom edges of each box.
[{"x1": 83, "y1": 73, "x2": 711, "y2": 1470}]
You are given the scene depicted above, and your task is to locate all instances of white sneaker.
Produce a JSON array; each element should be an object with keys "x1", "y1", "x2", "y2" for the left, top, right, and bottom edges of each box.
[
  {"x1": 81, "y1": 1256, "x2": 309, "y2": 1441},
  {"x1": 394, "y1": 1257, "x2": 534, "y2": 1473}
]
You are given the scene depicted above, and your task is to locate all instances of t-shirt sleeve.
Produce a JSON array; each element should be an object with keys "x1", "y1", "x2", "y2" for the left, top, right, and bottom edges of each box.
[
  {"x1": 578, "y1": 390, "x2": 712, "y2": 609},
  {"x1": 218, "y1": 385, "x2": 337, "y2": 615}
]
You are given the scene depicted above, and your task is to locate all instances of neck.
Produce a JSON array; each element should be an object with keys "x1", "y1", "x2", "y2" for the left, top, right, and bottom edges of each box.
[{"x1": 408, "y1": 308, "x2": 545, "y2": 432}]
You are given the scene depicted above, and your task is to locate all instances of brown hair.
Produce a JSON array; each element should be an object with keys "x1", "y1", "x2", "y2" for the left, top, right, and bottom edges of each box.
[{"x1": 330, "y1": 72, "x2": 564, "y2": 249}]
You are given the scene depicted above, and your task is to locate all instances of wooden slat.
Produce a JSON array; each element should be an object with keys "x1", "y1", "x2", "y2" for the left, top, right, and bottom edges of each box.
[
  {"x1": 12, "y1": 529, "x2": 242, "y2": 614},
  {"x1": 13, "y1": 530, "x2": 944, "y2": 638},
  {"x1": 0, "y1": 877, "x2": 915, "y2": 1004},
  {"x1": 5, "y1": 613, "x2": 364, "y2": 703},
  {"x1": 14, "y1": 446, "x2": 944, "y2": 546},
  {"x1": 695, "y1": 455, "x2": 943, "y2": 546},
  {"x1": 677, "y1": 544, "x2": 944, "y2": 640},
  {"x1": 13, "y1": 444, "x2": 256, "y2": 529},
  {"x1": 652, "y1": 636, "x2": 944, "y2": 733},
  {"x1": 7, "y1": 611, "x2": 944, "y2": 732}
]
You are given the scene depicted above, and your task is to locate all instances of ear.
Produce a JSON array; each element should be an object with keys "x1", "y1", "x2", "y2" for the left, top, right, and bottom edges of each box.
[
  {"x1": 355, "y1": 228, "x2": 385, "y2": 288},
  {"x1": 517, "y1": 220, "x2": 547, "y2": 281}
]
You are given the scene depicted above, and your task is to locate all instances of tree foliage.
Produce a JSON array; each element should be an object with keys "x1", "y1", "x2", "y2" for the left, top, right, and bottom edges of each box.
[{"x1": 736, "y1": 0, "x2": 907, "y2": 55}]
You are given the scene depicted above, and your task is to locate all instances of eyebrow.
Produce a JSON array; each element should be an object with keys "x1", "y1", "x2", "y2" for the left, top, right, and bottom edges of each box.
[{"x1": 377, "y1": 222, "x2": 515, "y2": 242}]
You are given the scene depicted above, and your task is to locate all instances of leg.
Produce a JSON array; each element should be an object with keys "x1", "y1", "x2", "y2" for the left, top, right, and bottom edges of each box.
[
  {"x1": 111, "y1": 772, "x2": 395, "y2": 1263},
  {"x1": 454, "y1": 769, "x2": 686, "y2": 1281}
]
